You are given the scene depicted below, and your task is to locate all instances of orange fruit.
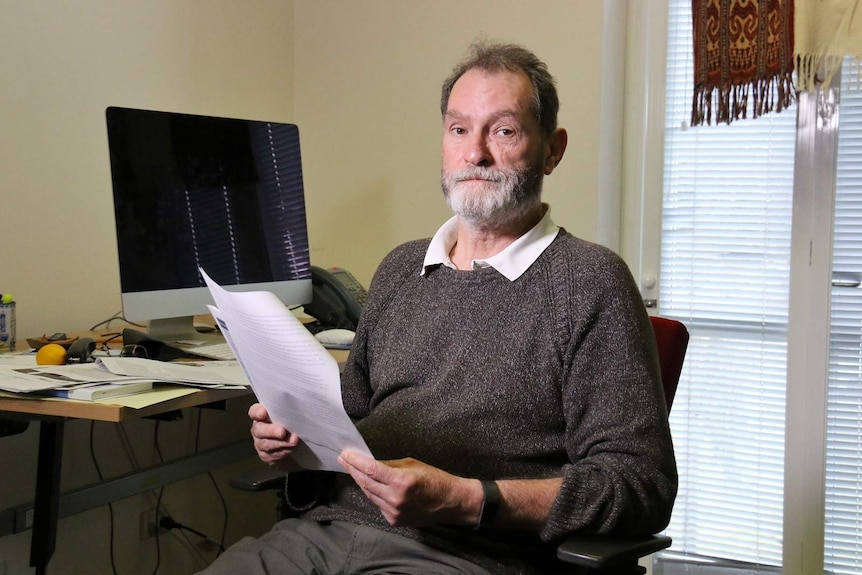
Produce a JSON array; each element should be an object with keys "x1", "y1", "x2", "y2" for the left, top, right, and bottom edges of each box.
[{"x1": 36, "y1": 343, "x2": 67, "y2": 365}]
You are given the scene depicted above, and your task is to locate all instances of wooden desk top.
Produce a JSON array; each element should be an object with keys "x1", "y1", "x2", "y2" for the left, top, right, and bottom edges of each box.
[
  {"x1": 0, "y1": 386, "x2": 252, "y2": 423},
  {"x1": 1, "y1": 324, "x2": 350, "y2": 424}
]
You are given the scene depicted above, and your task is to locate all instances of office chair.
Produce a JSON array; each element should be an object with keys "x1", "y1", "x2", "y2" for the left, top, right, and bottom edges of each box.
[
  {"x1": 232, "y1": 315, "x2": 689, "y2": 575},
  {"x1": 555, "y1": 315, "x2": 688, "y2": 574}
]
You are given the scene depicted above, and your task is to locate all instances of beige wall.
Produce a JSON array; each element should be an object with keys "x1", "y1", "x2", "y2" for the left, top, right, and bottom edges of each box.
[
  {"x1": 0, "y1": 1, "x2": 621, "y2": 573},
  {"x1": 0, "y1": 2, "x2": 292, "y2": 574},
  {"x1": 0, "y1": 0, "x2": 295, "y2": 341},
  {"x1": 295, "y1": 0, "x2": 614, "y2": 288},
  {"x1": 0, "y1": 0, "x2": 617, "y2": 341}
]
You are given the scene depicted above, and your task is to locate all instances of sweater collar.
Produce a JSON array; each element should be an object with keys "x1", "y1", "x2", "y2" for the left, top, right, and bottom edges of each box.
[{"x1": 421, "y1": 204, "x2": 559, "y2": 281}]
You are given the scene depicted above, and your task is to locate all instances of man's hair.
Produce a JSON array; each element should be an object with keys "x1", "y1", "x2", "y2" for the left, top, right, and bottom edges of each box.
[{"x1": 440, "y1": 41, "x2": 560, "y2": 137}]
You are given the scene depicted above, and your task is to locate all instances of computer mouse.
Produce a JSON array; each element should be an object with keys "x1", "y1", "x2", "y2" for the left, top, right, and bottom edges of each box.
[
  {"x1": 314, "y1": 328, "x2": 355, "y2": 348},
  {"x1": 193, "y1": 321, "x2": 217, "y2": 333}
]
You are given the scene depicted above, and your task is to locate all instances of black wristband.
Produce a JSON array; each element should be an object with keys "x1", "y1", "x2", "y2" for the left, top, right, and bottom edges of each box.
[{"x1": 478, "y1": 480, "x2": 501, "y2": 528}]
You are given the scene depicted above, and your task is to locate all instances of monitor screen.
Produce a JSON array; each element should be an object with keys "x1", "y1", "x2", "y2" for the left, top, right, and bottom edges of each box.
[{"x1": 106, "y1": 107, "x2": 312, "y2": 338}]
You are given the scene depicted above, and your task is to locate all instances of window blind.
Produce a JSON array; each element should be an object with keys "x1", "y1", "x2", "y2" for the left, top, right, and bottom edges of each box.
[
  {"x1": 825, "y1": 57, "x2": 862, "y2": 575},
  {"x1": 658, "y1": 0, "x2": 796, "y2": 567}
]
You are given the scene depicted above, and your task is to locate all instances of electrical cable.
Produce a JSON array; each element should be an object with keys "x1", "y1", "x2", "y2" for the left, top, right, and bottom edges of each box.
[
  {"x1": 152, "y1": 417, "x2": 210, "y2": 567},
  {"x1": 89, "y1": 421, "x2": 119, "y2": 575},
  {"x1": 105, "y1": 410, "x2": 211, "y2": 571},
  {"x1": 150, "y1": 421, "x2": 164, "y2": 575},
  {"x1": 150, "y1": 486, "x2": 164, "y2": 575},
  {"x1": 158, "y1": 516, "x2": 225, "y2": 553},
  {"x1": 110, "y1": 393, "x2": 231, "y2": 568},
  {"x1": 88, "y1": 311, "x2": 145, "y2": 332},
  {"x1": 115, "y1": 421, "x2": 178, "y2": 572},
  {"x1": 195, "y1": 409, "x2": 229, "y2": 554}
]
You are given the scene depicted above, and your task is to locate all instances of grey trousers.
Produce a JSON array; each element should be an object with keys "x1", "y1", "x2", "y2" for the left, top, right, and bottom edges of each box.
[{"x1": 196, "y1": 519, "x2": 493, "y2": 575}]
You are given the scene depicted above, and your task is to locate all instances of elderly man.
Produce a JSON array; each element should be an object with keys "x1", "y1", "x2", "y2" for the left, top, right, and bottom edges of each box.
[{"x1": 199, "y1": 41, "x2": 676, "y2": 575}]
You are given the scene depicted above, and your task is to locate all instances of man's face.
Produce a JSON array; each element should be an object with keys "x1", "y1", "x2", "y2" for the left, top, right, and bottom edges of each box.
[{"x1": 441, "y1": 68, "x2": 549, "y2": 229}]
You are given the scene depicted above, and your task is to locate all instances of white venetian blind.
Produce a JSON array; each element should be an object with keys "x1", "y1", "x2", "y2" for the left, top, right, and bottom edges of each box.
[
  {"x1": 657, "y1": 0, "x2": 796, "y2": 567},
  {"x1": 825, "y1": 57, "x2": 862, "y2": 575}
]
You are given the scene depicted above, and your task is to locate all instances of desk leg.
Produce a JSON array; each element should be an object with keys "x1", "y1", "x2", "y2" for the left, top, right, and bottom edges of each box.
[{"x1": 30, "y1": 419, "x2": 64, "y2": 575}]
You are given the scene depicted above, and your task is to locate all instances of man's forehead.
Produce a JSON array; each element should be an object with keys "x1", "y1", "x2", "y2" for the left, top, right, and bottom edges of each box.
[{"x1": 446, "y1": 68, "x2": 534, "y2": 118}]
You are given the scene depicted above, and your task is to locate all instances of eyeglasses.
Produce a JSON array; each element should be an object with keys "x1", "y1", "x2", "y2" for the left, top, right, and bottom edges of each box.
[{"x1": 120, "y1": 344, "x2": 149, "y2": 359}]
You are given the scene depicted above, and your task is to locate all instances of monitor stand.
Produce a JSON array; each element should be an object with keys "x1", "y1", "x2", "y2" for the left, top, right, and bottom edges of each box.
[{"x1": 147, "y1": 316, "x2": 220, "y2": 344}]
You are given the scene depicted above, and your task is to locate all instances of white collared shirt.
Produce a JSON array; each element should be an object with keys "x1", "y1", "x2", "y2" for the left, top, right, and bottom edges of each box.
[{"x1": 421, "y1": 204, "x2": 560, "y2": 281}]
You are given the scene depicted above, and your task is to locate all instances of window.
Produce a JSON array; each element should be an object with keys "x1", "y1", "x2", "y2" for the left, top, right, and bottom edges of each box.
[
  {"x1": 636, "y1": 2, "x2": 862, "y2": 573},
  {"x1": 825, "y1": 58, "x2": 862, "y2": 574},
  {"x1": 657, "y1": 0, "x2": 795, "y2": 567}
]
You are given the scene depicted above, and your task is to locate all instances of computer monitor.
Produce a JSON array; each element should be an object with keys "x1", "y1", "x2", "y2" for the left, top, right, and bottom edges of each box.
[{"x1": 105, "y1": 107, "x2": 312, "y2": 340}]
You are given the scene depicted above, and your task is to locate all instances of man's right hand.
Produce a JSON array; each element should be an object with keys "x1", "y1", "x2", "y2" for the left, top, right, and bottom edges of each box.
[{"x1": 249, "y1": 403, "x2": 302, "y2": 470}]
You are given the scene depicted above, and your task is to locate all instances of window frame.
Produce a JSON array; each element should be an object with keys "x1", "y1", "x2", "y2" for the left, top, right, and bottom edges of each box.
[{"x1": 621, "y1": 2, "x2": 841, "y2": 572}]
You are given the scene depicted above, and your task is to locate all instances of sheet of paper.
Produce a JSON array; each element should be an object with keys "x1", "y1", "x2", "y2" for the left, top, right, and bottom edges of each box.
[
  {"x1": 0, "y1": 355, "x2": 249, "y2": 393},
  {"x1": 0, "y1": 352, "x2": 39, "y2": 367},
  {"x1": 0, "y1": 363, "x2": 141, "y2": 393},
  {"x1": 0, "y1": 385, "x2": 201, "y2": 408},
  {"x1": 202, "y1": 268, "x2": 372, "y2": 472},
  {"x1": 97, "y1": 357, "x2": 249, "y2": 388},
  {"x1": 95, "y1": 385, "x2": 199, "y2": 408}
]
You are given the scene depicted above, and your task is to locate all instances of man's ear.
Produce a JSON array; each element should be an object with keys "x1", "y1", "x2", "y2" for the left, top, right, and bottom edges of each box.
[{"x1": 543, "y1": 128, "x2": 568, "y2": 175}]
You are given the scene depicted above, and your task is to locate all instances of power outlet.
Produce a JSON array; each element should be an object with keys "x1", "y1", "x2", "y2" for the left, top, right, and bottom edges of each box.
[{"x1": 139, "y1": 509, "x2": 166, "y2": 541}]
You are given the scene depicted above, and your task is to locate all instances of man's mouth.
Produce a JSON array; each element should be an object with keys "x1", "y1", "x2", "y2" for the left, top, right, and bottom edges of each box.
[{"x1": 456, "y1": 174, "x2": 500, "y2": 184}]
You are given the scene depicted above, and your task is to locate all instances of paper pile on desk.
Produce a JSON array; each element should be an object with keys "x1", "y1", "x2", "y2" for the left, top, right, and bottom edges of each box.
[
  {"x1": 202, "y1": 268, "x2": 372, "y2": 473},
  {"x1": 97, "y1": 357, "x2": 249, "y2": 388},
  {"x1": 0, "y1": 356, "x2": 249, "y2": 394}
]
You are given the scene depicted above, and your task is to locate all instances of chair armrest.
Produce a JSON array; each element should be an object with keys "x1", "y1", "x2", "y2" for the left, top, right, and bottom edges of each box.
[
  {"x1": 556, "y1": 534, "x2": 671, "y2": 569},
  {"x1": 228, "y1": 466, "x2": 286, "y2": 492}
]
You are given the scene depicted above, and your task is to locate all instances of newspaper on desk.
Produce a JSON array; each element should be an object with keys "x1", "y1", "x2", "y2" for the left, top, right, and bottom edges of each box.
[
  {"x1": 201, "y1": 268, "x2": 372, "y2": 473},
  {"x1": 0, "y1": 361, "x2": 143, "y2": 393},
  {"x1": 96, "y1": 357, "x2": 249, "y2": 388},
  {"x1": 0, "y1": 356, "x2": 249, "y2": 394}
]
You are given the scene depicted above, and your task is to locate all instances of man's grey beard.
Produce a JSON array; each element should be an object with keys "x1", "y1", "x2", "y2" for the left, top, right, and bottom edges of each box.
[{"x1": 441, "y1": 165, "x2": 543, "y2": 231}]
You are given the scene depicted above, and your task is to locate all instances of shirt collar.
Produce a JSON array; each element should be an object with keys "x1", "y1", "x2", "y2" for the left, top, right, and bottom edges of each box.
[{"x1": 421, "y1": 204, "x2": 560, "y2": 281}]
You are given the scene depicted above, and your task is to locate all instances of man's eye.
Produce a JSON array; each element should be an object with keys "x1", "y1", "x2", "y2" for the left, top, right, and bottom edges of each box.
[
  {"x1": 451, "y1": 127, "x2": 467, "y2": 135},
  {"x1": 496, "y1": 128, "x2": 515, "y2": 137}
]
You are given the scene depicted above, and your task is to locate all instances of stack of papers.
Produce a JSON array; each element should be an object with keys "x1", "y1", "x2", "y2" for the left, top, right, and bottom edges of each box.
[
  {"x1": 0, "y1": 355, "x2": 250, "y2": 397},
  {"x1": 43, "y1": 380, "x2": 154, "y2": 401},
  {"x1": 202, "y1": 268, "x2": 372, "y2": 472}
]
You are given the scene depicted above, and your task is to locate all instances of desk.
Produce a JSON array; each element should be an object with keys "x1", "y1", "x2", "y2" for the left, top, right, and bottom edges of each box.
[{"x1": 0, "y1": 385, "x2": 253, "y2": 575}]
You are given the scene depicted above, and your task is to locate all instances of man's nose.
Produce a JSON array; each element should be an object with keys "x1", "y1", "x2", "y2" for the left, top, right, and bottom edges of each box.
[{"x1": 465, "y1": 134, "x2": 492, "y2": 166}]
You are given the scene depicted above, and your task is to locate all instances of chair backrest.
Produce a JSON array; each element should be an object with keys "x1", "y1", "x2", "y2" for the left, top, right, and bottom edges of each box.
[{"x1": 648, "y1": 316, "x2": 689, "y2": 413}]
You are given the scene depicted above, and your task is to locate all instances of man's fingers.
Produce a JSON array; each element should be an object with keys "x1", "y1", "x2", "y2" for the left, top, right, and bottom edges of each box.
[
  {"x1": 340, "y1": 450, "x2": 384, "y2": 478},
  {"x1": 339, "y1": 452, "x2": 394, "y2": 497},
  {"x1": 247, "y1": 403, "x2": 270, "y2": 421},
  {"x1": 251, "y1": 420, "x2": 289, "y2": 441},
  {"x1": 254, "y1": 433, "x2": 300, "y2": 454}
]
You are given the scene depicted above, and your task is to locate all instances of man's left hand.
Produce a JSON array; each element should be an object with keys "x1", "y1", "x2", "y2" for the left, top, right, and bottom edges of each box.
[{"x1": 338, "y1": 451, "x2": 483, "y2": 527}]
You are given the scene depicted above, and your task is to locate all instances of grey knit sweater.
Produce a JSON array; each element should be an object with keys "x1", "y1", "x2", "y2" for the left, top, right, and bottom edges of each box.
[{"x1": 292, "y1": 230, "x2": 677, "y2": 574}]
